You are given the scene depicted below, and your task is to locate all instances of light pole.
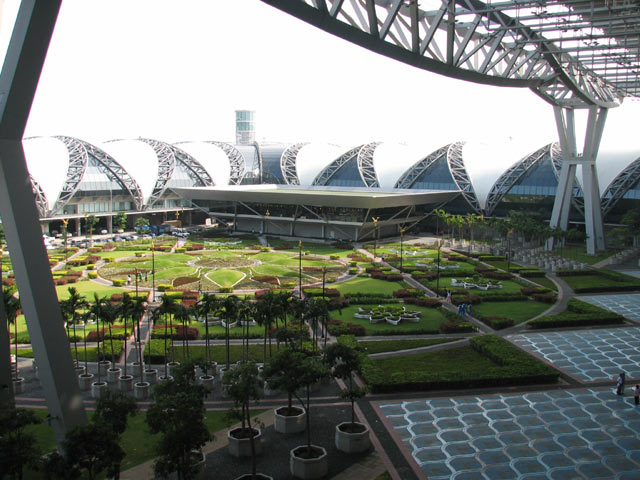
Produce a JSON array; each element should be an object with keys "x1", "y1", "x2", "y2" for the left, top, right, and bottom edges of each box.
[
  {"x1": 151, "y1": 239, "x2": 156, "y2": 302},
  {"x1": 399, "y1": 226, "x2": 406, "y2": 272},
  {"x1": 265, "y1": 209, "x2": 270, "y2": 235},
  {"x1": 507, "y1": 228, "x2": 513, "y2": 273},
  {"x1": 298, "y1": 240, "x2": 303, "y2": 299},
  {"x1": 372, "y1": 216, "x2": 380, "y2": 261},
  {"x1": 436, "y1": 240, "x2": 442, "y2": 295}
]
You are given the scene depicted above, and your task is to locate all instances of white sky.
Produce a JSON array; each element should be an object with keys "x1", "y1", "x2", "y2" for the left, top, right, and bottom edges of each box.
[{"x1": 8, "y1": 0, "x2": 640, "y2": 162}]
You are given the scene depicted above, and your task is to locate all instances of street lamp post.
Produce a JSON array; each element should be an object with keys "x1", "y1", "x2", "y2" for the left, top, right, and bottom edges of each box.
[
  {"x1": 372, "y1": 216, "x2": 380, "y2": 261},
  {"x1": 151, "y1": 240, "x2": 156, "y2": 302},
  {"x1": 436, "y1": 240, "x2": 442, "y2": 294},
  {"x1": 399, "y1": 226, "x2": 406, "y2": 272},
  {"x1": 265, "y1": 209, "x2": 270, "y2": 235},
  {"x1": 322, "y1": 265, "x2": 327, "y2": 348},
  {"x1": 507, "y1": 229, "x2": 513, "y2": 273},
  {"x1": 298, "y1": 240, "x2": 303, "y2": 299}
]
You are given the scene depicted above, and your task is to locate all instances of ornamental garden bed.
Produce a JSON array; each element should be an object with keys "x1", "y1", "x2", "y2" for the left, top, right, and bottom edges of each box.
[
  {"x1": 473, "y1": 300, "x2": 551, "y2": 326},
  {"x1": 329, "y1": 304, "x2": 446, "y2": 336},
  {"x1": 362, "y1": 335, "x2": 559, "y2": 393}
]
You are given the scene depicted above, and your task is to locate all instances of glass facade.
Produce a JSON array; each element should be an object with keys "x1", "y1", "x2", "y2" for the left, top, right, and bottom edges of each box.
[
  {"x1": 409, "y1": 157, "x2": 457, "y2": 190},
  {"x1": 260, "y1": 146, "x2": 286, "y2": 183},
  {"x1": 324, "y1": 157, "x2": 366, "y2": 188}
]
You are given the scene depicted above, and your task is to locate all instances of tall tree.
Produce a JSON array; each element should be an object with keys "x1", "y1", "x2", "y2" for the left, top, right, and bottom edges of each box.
[
  {"x1": 3, "y1": 286, "x2": 21, "y2": 381},
  {"x1": 60, "y1": 287, "x2": 88, "y2": 367}
]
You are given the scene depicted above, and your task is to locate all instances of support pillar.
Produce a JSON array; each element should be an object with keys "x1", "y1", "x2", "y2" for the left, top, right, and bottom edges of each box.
[
  {"x1": 75, "y1": 218, "x2": 81, "y2": 237},
  {"x1": 0, "y1": 140, "x2": 87, "y2": 446},
  {"x1": 547, "y1": 105, "x2": 607, "y2": 255},
  {"x1": 106, "y1": 215, "x2": 113, "y2": 234}
]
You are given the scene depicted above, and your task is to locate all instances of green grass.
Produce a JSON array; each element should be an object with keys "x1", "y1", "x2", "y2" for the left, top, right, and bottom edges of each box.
[
  {"x1": 169, "y1": 344, "x2": 277, "y2": 364},
  {"x1": 357, "y1": 338, "x2": 458, "y2": 354},
  {"x1": 208, "y1": 268, "x2": 245, "y2": 287},
  {"x1": 334, "y1": 277, "x2": 407, "y2": 296},
  {"x1": 330, "y1": 304, "x2": 446, "y2": 334},
  {"x1": 473, "y1": 301, "x2": 551, "y2": 324},
  {"x1": 422, "y1": 277, "x2": 525, "y2": 295},
  {"x1": 529, "y1": 276, "x2": 558, "y2": 292},
  {"x1": 561, "y1": 272, "x2": 640, "y2": 293},
  {"x1": 22, "y1": 407, "x2": 264, "y2": 478},
  {"x1": 56, "y1": 281, "x2": 128, "y2": 300},
  {"x1": 553, "y1": 246, "x2": 614, "y2": 265}
]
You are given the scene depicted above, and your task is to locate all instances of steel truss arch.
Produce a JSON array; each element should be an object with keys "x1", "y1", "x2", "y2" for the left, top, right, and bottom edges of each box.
[
  {"x1": 30, "y1": 175, "x2": 48, "y2": 218},
  {"x1": 394, "y1": 144, "x2": 451, "y2": 189},
  {"x1": 163, "y1": 142, "x2": 214, "y2": 186},
  {"x1": 312, "y1": 145, "x2": 363, "y2": 186},
  {"x1": 280, "y1": 142, "x2": 309, "y2": 185},
  {"x1": 49, "y1": 135, "x2": 88, "y2": 216},
  {"x1": 485, "y1": 143, "x2": 558, "y2": 216},
  {"x1": 136, "y1": 138, "x2": 177, "y2": 209},
  {"x1": 357, "y1": 142, "x2": 381, "y2": 187},
  {"x1": 206, "y1": 141, "x2": 246, "y2": 185},
  {"x1": 261, "y1": 0, "x2": 634, "y2": 108},
  {"x1": 55, "y1": 136, "x2": 145, "y2": 212},
  {"x1": 601, "y1": 156, "x2": 640, "y2": 217},
  {"x1": 448, "y1": 141, "x2": 482, "y2": 213}
]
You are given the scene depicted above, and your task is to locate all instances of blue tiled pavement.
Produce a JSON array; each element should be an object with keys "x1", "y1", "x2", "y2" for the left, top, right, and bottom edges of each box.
[{"x1": 379, "y1": 388, "x2": 640, "y2": 479}]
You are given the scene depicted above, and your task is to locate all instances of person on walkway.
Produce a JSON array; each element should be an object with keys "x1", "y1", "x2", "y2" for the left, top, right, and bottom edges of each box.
[
  {"x1": 616, "y1": 372, "x2": 626, "y2": 395},
  {"x1": 634, "y1": 385, "x2": 639, "y2": 406},
  {"x1": 127, "y1": 274, "x2": 131, "y2": 286},
  {"x1": 144, "y1": 272, "x2": 148, "y2": 282},
  {"x1": 458, "y1": 303, "x2": 466, "y2": 317},
  {"x1": 467, "y1": 303, "x2": 473, "y2": 317},
  {"x1": 446, "y1": 290, "x2": 452, "y2": 303}
]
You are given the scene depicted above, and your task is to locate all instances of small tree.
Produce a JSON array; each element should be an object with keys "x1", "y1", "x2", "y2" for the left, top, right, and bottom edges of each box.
[
  {"x1": 62, "y1": 423, "x2": 124, "y2": 480},
  {"x1": 146, "y1": 361, "x2": 211, "y2": 480},
  {"x1": 0, "y1": 406, "x2": 42, "y2": 480},
  {"x1": 85, "y1": 215, "x2": 98, "y2": 246},
  {"x1": 134, "y1": 217, "x2": 150, "y2": 234},
  {"x1": 3, "y1": 286, "x2": 21, "y2": 380},
  {"x1": 324, "y1": 342, "x2": 368, "y2": 431},
  {"x1": 223, "y1": 361, "x2": 263, "y2": 479},
  {"x1": 113, "y1": 211, "x2": 127, "y2": 232}
]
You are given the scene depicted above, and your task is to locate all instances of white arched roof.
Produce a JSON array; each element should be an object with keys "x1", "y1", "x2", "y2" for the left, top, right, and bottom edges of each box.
[
  {"x1": 464, "y1": 139, "x2": 538, "y2": 209},
  {"x1": 372, "y1": 143, "x2": 433, "y2": 189},
  {"x1": 23, "y1": 137, "x2": 69, "y2": 210},
  {"x1": 296, "y1": 143, "x2": 345, "y2": 186},
  {"x1": 99, "y1": 139, "x2": 159, "y2": 203},
  {"x1": 176, "y1": 142, "x2": 231, "y2": 186}
]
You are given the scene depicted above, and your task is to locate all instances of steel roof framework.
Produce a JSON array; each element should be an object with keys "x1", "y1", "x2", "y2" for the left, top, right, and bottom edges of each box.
[
  {"x1": 394, "y1": 143, "x2": 451, "y2": 189},
  {"x1": 448, "y1": 141, "x2": 482, "y2": 212},
  {"x1": 262, "y1": 0, "x2": 640, "y2": 107},
  {"x1": 206, "y1": 141, "x2": 247, "y2": 185},
  {"x1": 280, "y1": 142, "x2": 309, "y2": 184},
  {"x1": 601, "y1": 154, "x2": 640, "y2": 216},
  {"x1": 30, "y1": 175, "x2": 48, "y2": 218},
  {"x1": 312, "y1": 145, "x2": 364, "y2": 185},
  {"x1": 136, "y1": 138, "x2": 177, "y2": 209}
]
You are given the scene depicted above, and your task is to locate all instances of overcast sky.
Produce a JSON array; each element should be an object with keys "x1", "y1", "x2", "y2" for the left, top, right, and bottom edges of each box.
[{"x1": 5, "y1": 0, "x2": 639, "y2": 160}]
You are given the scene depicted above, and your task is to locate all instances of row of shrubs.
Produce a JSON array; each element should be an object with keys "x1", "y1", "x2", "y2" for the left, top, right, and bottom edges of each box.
[
  {"x1": 557, "y1": 269, "x2": 640, "y2": 293},
  {"x1": 529, "y1": 298, "x2": 625, "y2": 329},
  {"x1": 361, "y1": 334, "x2": 559, "y2": 393}
]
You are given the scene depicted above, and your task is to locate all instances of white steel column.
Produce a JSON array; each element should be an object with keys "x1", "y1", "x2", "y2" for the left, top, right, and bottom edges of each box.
[{"x1": 547, "y1": 105, "x2": 607, "y2": 255}]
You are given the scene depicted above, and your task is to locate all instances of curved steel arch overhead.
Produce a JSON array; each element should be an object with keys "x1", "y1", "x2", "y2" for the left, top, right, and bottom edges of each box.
[
  {"x1": 56, "y1": 136, "x2": 145, "y2": 211},
  {"x1": 280, "y1": 142, "x2": 309, "y2": 185},
  {"x1": 30, "y1": 175, "x2": 48, "y2": 218},
  {"x1": 312, "y1": 145, "x2": 363, "y2": 186},
  {"x1": 165, "y1": 142, "x2": 214, "y2": 186},
  {"x1": 601, "y1": 156, "x2": 640, "y2": 216},
  {"x1": 136, "y1": 138, "x2": 177, "y2": 209},
  {"x1": 394, "y1": 144, "x2": 451, "y2": 189},
  {"x1": 206, "y1": 141, "x2": 246, "y2": 185},
  {"x1": 50, "y1": 135, "x2": 88, "y2": 215},
  {"x1": 261, "y1": 0, "x2": 635, "y2": 108},
  {"x1": 484, "y1": 142, "x2": 558, "y2": 215},
  {"x1": 448, "y1": 141, "x2": 482, "y2": 213},
  {"x1": 357, "y1": 141, "x2": 381, "y2": 187}
]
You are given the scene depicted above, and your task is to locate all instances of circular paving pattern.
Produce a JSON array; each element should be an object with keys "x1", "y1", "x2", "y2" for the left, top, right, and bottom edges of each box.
[{"x1": 379, "y1": 388, "x2": 640, "y2": 479}]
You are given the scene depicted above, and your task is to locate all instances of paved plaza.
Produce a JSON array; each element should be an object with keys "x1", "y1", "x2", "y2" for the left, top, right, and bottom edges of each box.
[
  {"x1": 379, "y1": 388, "x2": 640, "y2": 479},
  {"x1": 507, "y1": 327, "x2": 640, "y2": 382},
  {"x1": 579, "y1": 293, "x2": 640, "y2": 321}
]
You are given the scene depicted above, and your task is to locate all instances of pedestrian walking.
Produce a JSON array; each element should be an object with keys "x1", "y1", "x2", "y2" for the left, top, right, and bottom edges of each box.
[
  {"x1": 459, "y1": 303, "x2": 466, "y2": 316},
  {"x1": 467, "y1": 303, "x2": 473, "y2": 317},
  {"x1": 127, "y1": 274, "x2": 131, "y2": 286},
  {"x1": 446, "y1": 290, "x2": 452, "y2": 303},
  {"x1": 145, "y1": 272, "x2": 148, "y2": 281},
  {"x1": 616, "y1": 372, "x2": 626, "y2": 395},
  {"x1": 634, "y1": 385, "x2": 639, "y2": 406}
]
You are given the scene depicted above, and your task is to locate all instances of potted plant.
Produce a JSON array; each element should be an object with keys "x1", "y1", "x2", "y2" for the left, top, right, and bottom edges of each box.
[
  {"x1": 223, "y1": 360, "x2": 271, "y2": 480},
  {"x1": 146, "y1": 360, "x2": 211, "y2": 480},
  {"x1": 285, "y1": 354, "x2": 330, "y2": 480},
  {"x1": 324, "y1": 342, "x2": 370, "y2": 453},
  {"x1": 263, "y1": 348, "x2": 308, "y2": 434}
]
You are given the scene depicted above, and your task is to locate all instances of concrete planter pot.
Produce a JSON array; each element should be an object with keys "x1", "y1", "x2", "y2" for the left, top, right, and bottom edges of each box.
[
  {"x1": 119, "y1": 374, "x2": 134, "y2": 392},
  {"x1": 143, "y1": 368, "x2": 158, "y2": 384},
  {"x1": 74, "y1": 365, "x2": 86, "y2": 376},
  {"x1": 167, "y1": 361, "x2": 181, "y2": 376},
  {"x1": 159, "y1": 375, "x2": 173, "y2": 383},
  {"x1": 132, "y1": 361, "x2": 144, "y2": 377},
  {"x1": 227, "y1": 427, "x2": 262, "y2": 457},
  {"x1": 199, "y1": 375, "x2": 215, "y2": 392},
  {"x1": 191, "y1": 450, "x2": 206, "y2": 480},
  {"x1": 234, "y1": 475, "x2": 273, "y2": 480},
  {"x1": 274, "y1": 406, "x2": 306, "y2": 434},
  {"x1": 78, "y1": 373, "x2": 94, "y2": 391},
  {"x1": 91, "y1": 381, "x2": 108, "y2": 399},
  {"x1": 12, "y1": 377, "x2": 25, "y2": 394},
  {"x1": 98, "y1": 360, "x2": 111, "y2": 376},
  {"x1": 335, "y1": 422, "x2": 370, "y2": 453},
  {"x1": 134, "y1": 381, "x2": 151, "y2": 400},
  {"x1": 107, "y1": 367, "x2": 121, "y2": 383},
  {"x1": 290, "y1": 445, "x2": 328, "y2": 480},
  {"x1": 209, "y1": 361, "x2": 218, "y2": 376}
]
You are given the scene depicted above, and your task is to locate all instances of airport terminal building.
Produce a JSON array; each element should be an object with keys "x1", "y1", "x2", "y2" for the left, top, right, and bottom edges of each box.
[{"x1": 23, "y1": 135, "x2": 640, "y2": 241}]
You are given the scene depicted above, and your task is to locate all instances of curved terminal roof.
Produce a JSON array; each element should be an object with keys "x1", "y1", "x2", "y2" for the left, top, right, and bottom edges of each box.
[
  {"x1": 175, "y1": 141, "x2": 230, "y2": 186},
  {"x1": 100, "y1": 140, "x2": 159, "y2": 203},
  {"x1": 295, "y1": 143, "x2": 346, "y2": 186},
  {"x1": 372, "y1": 143, "x2": 428, "y2": 190},
  {"x1": 23, "y1": 137, "x2": 70, "y2": 211}
]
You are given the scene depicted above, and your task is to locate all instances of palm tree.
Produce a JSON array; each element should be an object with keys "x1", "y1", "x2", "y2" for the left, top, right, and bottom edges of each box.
[
  {"x1": 129, "y1": 296, "x2": 147, "y2": 380},
  {"x1": 3, "y1": 286, "x2": 21, "y2": 380},
  {"x1": 158, "y1": 294, "x2": 177, "y2": 378},
  {"x1": 236, "y1": 300, "x2": 255, "y2": 361},
  {"x1": 117, "y1": 293, "x2": 136, "y2": 378},
  {"x1": 89, "y1": 294, "x2": 109, "y2": 384},
  {"x1": 222, "y1": 295, "x2": 239, "y2": 370},
  {"x1": 60, "y1": 287, "x2": 88, "y2": 368},
  {"x1": 256, "y1": 291, "x2": 279, "y2": 362},
  {"x1": 173, "y1": 303, "x2": 192, "y2": 361},
  {"x1": 196, "y1": 293, "x2": 220, "y2": 376}
]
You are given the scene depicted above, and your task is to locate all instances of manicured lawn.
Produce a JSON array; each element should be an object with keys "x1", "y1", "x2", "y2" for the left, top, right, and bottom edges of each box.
[
  {"x1": 92, "y1": 250, "x2": 138, "y2": 260},
  {"x1": 554, "y1": 246, "x2": 614, "y2": 265},
  {"x1": 208, "y1": 268, "x2": 245, "y2": 287},
  {"x1": 330, "y1": 304, "x2": 446, "y2": 334},
  {"x1": 56, "y1": 281, "x2": 128, "y2": 300},
  {"x1": 422, "y1": 277, "x2": 525, "y2": 295},
  {"x1": 357, "y1": 338, "x2": 458, "y2": 354},
  {"x1": 168, "y1": 343, "x2": 278, "y2": 364},
  {"x1": 334, "y1": 277, "x2": 407, "y2": 296},
  {"x1": 17, "y1": 341, "x2": 124, "y2": 362},
  {"x1": 23, "y1": 407, "x2": 263, "y2": 478},
  {"x1": 561, "y1": 272, "x2": 640, "y2": 293},
  {"x1": 529, "y1": 276, "x2": 558, "y2": 291},
  {"x1": 473, "y1": 301, "x2": 551, "y2": 324}
]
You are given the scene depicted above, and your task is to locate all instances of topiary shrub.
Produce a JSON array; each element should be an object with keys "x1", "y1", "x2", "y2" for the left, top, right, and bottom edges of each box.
[
  {"x1": 88, "y1": 271, "x2": 98, "y2": 279},
  {"x1": 157, "y1": 284, "x2": 172, "y2": 292},
  {"x1": 112, "y1": 279, "x2": 125, "y2": 287}
]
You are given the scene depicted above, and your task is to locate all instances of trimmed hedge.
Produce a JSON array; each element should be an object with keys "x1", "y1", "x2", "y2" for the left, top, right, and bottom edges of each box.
[
  {"x1": 519, "y1": 269, "x2": 546, "y2": 278},
  {"x1": 529, "y1": 298, "x2": 624, "y2": 329},
  {"x1": 478, "y1": 316, "x2": 514, "y2": 330},
  {"x1": 362, "y1": 334, "x2": 559, "y2": 393}
]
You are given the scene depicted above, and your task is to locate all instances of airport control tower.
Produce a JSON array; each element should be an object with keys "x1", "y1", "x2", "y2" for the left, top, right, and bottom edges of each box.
[{"x1": 235, "y1": 110, "x2": 255, "y2": 145}]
